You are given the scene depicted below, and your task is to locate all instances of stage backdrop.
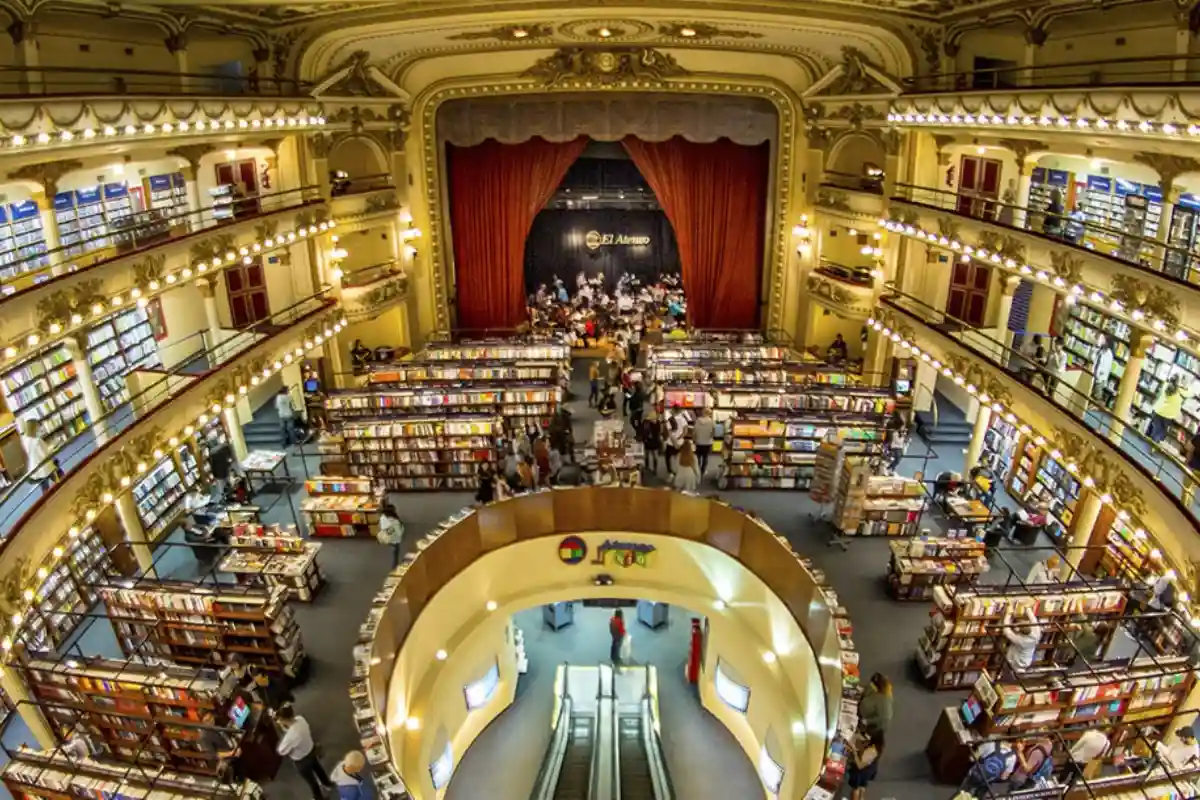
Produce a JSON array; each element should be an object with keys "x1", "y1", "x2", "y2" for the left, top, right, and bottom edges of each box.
[{"x1": 524, "y1": 209, "x2": 679, "y2": 292}]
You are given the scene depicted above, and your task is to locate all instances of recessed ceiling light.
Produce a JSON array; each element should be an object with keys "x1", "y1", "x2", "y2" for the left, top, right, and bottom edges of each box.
[
  {"x1": 680, "y1": 27, "x2": 697, "y2": 37},
  {"x1": 436, "y1": 649, "x2": 448, "y2": 660},
  {"x1": 512, "y1": 27, "x2": 528, "y2": 38},
  {"x1": 599, "y1": 27, "x2": 612, "y2": 37},
  {"x1": 762, "y1": 651, "x2": 777, "y2": 664}
]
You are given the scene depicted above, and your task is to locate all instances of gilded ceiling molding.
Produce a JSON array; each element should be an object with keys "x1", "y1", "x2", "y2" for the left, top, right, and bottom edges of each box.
[
  {"x1": 806, "y1": 273, "x2": 873, "y2": 319},
  {"x1": 802, "y1": 46, "x2": 902, "y2": 100},
  {"x1": 815, "y1": 189, "x2": 853, "y2": 212},
  {"x1": 311, "y1": 50, "x2": 409, "y2": 100},
  {"x1": 657, "y1": 23, "x2": 762, "y2": 40},
  {"x1": 557, "y1": 19, "x2": 655, "y2": 41},
  {"x1": 522, "y1": 47, "x2": 688, "y2": 87},
  {"x1": 414, "y1": 71, "x2": 797, "y2": 334},
  {"x1": 1110, "y1": 275, "x2": 1182, "y2": 327},
  {"x1": 447, "y1": 24, "x2": 554, "y2": 42}
]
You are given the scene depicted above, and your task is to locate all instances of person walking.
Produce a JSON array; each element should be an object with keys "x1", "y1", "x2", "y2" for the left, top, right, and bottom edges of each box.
[
  {"x1": 629, "y1": 382, "x2": 646, "y2": 434},
  {"x1": 275, "y1": 705, "x2": 335, "y2": 800},
  {"x1": 609, "y1": 609, "x2": 626, "y2": 669},
  {"x1": 475, "y1": 463, "x2": 496, "y2": 505},
  {"x1": 19, "y1": 419, "x2": 57, "y2": 495},
  {"x1": 673, "y1": 441, "x2": 701, "y2": 492},
  {"x1": 205, "y1": 431, "x2": 235, "y2": 504},
  {"x1": 859, "y1": 673, "x2": 893, "y2": 736},
  {"x1": 588, "y1": 361, "x2": 601, "y2": 407},
  {"x1": 692, "y1": 409, "x2": 716, "y2": 476},
  {"x1": 847, "y1": 728, "x2": 884, "y2": 800},
  {"x1": 664, "y1": 415, "x2": 684, "y2": 477},
  {"x1": 1150, "y1": 376, "x2": 1192, "y2": 443},
  {"x1": 275, "y1": 387, "x2": 299, "y2": 447},
  {"x1": 331, "y1": 750, "x2": 374, "y2": 800},
  {"x1": 376, "y1": 505, "x2": 405, "y2": 568},
  {"x1": 642, "y1": 413, "x2": 662, "y2": 475}
]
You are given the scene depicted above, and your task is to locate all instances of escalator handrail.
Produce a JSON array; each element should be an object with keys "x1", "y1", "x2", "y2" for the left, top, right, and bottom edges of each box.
[
  {"x1": 640, "y1": 665, "x2": 674, "y2": 800},
  {"x1": 529, "y1": 662, "x2": 574, "y2": 800},
  {"x1": 590, "y1": 664, "x2": 613, "y2": 800},
  {"x1": 610, "y1": 672, "x2": 622, "y2": 800}
]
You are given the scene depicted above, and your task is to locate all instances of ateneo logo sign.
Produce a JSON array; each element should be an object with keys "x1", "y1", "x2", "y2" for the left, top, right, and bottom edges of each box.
[{"x1": 585, "y1": 231, "x2": 652, "y2": 250}]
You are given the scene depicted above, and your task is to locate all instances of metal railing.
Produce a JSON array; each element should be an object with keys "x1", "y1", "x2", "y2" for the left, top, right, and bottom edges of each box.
[
  {"x1": 530, "y1": 662, "x2": 574, "y2": 800},
  {"x1": 330, "y1": 173, "x2": 395, "y2": 198},
  {"x1": 821, "y1": 170, "x2": 883, "y2": 194},
  {"x1": 342, "y1": 259, "x2": 402, "y2": 289},
  {"x1": 0, "y1": 288, "x2": 336, "y2": 544},
  {"x1": 640, "y1": 665, "x2": 673, "y2": 800},
  {"x1": 0, "y1": 185, "x2": 323, "y2": 300},
  {"x1": 879, "y1": 284, "x2": 1200, "y2": 519},
  {"x1": 892, "y1": 182, "x2": 1200, "y2": 287},
  {"x1": 0, "y1": 66, "x2": 311, "y2": 98},
  {"x1": 816, "y1": 258, "x2": 875, "y2": 287},
  {"x1": 902, "y1": 53, "x2": 1200, "y2": 93}
]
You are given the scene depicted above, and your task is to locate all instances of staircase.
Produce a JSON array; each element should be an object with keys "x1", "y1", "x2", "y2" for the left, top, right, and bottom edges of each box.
[
  {"x1": 619, "y1": 714, "x2": 653, "y2": 799},
  {"x1": 243, "y1": 403, "x2": 285, "y2": 448},
  {"x1": 914, "y1": 394, "x2": 973, "y2": 447},
  {"x1": 553, "y1": 716, "x2": 594, "y2": 799}
]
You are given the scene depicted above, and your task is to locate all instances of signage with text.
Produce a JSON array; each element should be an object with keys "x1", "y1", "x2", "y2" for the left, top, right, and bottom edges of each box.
[{"x1": 585, "y1": 230, "x2": 652, "y2": 250}]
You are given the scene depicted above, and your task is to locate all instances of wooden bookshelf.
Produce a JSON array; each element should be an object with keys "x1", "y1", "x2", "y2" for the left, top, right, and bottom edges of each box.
[
  {"x1": 301, "y1": 476, "x2": 380, "y2": 537},
  {"x1": 340, "y1": 416, "x2": 501, "y2": 491},
  {"x1": 218, "y1": 525, "x2": 324, "y2": 601},
  {"x1": 650, "y1": 359, "x2": 862, "y2": 387},
  {"x1": 648, "y1": 343, "x2": 794, "y2": 363},
  {"x1": 421, "y1": 342, "x2": 570, "y2": 362},
  {"x1": 662, "y1": 384, "x2": 896, "y2": 415},
  {"x1": 886, "y1": 538, "x2": 988, "y2": 601},
  {"x1": 100, "y1": 583, "x2": 304, "y2": 677},
  {"x1": 1006, "y1": 433, "x2": 1042, "y2": 501},
  {"x1": 367, "y1": 359, "x2": 564, "y2": 386},
  {"x1": 916, "y1": 584, "x2": 1128, "y2": 690},
  {"x1": 325, "y1": 385, "x2": 561, "y2": 425},
  {"x1": 833, "y1": 462, "x2": 924, "y2": 536},
  {"x1": 2, "y1": 746, "x2": 264, "y2": 799},
  {"x1": 721, "y1": 412, "x2": 885, "y2": 490}
]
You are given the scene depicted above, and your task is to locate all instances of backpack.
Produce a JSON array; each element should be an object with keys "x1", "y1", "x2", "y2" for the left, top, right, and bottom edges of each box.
[
  {"x1": 1030, "y1": 746, "x2": 1054, "y2": 781},
  {"x1": 970, "y1": 749, "x2": 1013, "y2": 783}
]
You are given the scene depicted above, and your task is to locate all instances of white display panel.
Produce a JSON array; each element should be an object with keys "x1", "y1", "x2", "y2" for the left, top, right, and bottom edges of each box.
[
  {"x1": 714, "y1": 658, "x2": 750, "y2": 713},
  {"x1": 430, "y1": 741, "x2": 454, "y2": 790},
  {"x1": 759, "y1": 744, "x2": 784, "y2": 795},
  {"x1": 464, "y1": 660, "x2": 500, "y2": 710}
]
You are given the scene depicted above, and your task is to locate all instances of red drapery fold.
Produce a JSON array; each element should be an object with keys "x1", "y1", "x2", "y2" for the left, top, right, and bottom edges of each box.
[
  {"x1": 621, "y1": 136, "x2": 769, "y2": 329},
  {"x1": 448, "y1": 137, "x2": 588, "y2": 331}
]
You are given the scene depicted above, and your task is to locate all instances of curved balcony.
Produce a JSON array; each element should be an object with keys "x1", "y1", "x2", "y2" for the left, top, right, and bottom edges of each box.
[
  {"x1": 0, "y1": 66, "x2": 313, "y2": 98},
  {"x1": 341, "y1": 260, "x2": 408, "y2": 323},
  {"x1": 0, "y1": 288, "x2": 341, "y2": 548},
  {"x1": 902, "y1": 54, "x2": 1200, "y2": 94},
  {"x1": 819, "y1": 169, "x2": 883, "y2": 196},
  {"x1": 876, "y1": 285, "x2": 1200, "y2": 567}
]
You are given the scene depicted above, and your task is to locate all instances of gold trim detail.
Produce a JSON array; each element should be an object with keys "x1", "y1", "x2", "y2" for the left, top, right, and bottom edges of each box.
[{"x1": 522, "y1": 47, "x2": 688, "y2": 86}]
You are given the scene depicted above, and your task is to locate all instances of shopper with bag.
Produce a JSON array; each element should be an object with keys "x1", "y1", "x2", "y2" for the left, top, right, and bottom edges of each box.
[
  {"x1": 376, "y1": 505, "x2": 405, "y2": 568},
  {"x1": 846, "y1": 728, "x2": 884, "y2": 800},
  {"x1": 609, "y1": 609, "x2": 626, "y2": 669},
  {"x1": 1009, "y1": 737, "x2": 1055, "y2": 789}
]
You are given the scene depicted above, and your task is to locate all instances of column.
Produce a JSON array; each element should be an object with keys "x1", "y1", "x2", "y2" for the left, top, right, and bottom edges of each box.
[
  {"x1": 992, "y1": 275, "x2": 1021, "y2": 361},
  {"x1": 804, "y1": 129, "x2": 828, "y2": 206},
  {"x1": 32, "y1": 188, "x2": 63, "y2": 276},
  {"x1": 8, "y1": 20, "x2": 42, "y2": 95},
  {"x1": 389, "y1": 127, "x2": 409, "y2": 205},
  {"x1": 62, "y1": 334, "x2": 109, "y2": 444},
  {"x1": 223, "y1": 406, "x2": 248, "y2": 461},
  {"x1": 1173, "y1": 8, "x2": 1195, "y2": 81},
  {"x1": 1019, "y1": 27, "x2": 1046, "y2": 86},
  {"x1": 862, "y1": 327, "x2": 892, "y2": 386},
  {"x1": 197, "y1": 279, "x2": 225, "y2": 360},
  {"x1": 181, "y1": 165, "x2": 202, "y2": 228},
  {"x1": 0, "y1": 664, "x2": 55, "y2": 747},
  {"x1": 165, "y1": 34, "x2": 191, "y2": 92},
  {"x1": 1015, "y1": 161, "x2": 1035, "y2": 231},
  {"x1": 1063, "y1": 489, "x2": 1104, "y2": 577},
  {"x1": 1111, "y1": 332, "x2": 1154, "y2": 443},
  {"x1": 964, "y1": 403, "x2": 993, "y2": 472},
  {"x1": 115, "y1": 493, "x2": 156, "y2": 576}
]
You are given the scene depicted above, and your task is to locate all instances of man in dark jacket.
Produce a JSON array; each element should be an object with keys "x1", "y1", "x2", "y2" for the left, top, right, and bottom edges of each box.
[{"x1": 207, "y1": 434, "x2": 235, "y2": 503}]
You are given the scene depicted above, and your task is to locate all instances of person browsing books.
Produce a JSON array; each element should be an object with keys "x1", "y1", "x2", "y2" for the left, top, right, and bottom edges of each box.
[
  {"x1": 276, "y1": 705, "x2": 335, "y2": 800},
  {"x1": 1025, "y1": 555, "x2": 1061, "y2": 585},
  {"x1": 1002, "y1": 607, "x2": 1041, "y2": 671}
]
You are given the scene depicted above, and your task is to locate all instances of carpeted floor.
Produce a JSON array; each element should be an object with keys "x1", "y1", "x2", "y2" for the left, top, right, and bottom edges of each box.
[{"x1": 0, "y1": 357, "x2": 1064, "y2": 800}]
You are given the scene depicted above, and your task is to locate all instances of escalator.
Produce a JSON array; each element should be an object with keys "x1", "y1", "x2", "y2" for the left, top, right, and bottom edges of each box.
[
  {"x1": 553, "y1": 714, "x2": 595, "y2": 799},
  {"x1": 618, "y1": 713, "x2": 654, "y2": 799}
]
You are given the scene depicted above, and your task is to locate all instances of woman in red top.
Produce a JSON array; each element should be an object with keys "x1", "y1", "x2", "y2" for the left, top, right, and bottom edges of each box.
[
  {"x1": 533, "y1": 439, "x2": 551, "y2": 486},
  {"x1": 609, "y1": 609, "x2": 626, "y2": 666}
]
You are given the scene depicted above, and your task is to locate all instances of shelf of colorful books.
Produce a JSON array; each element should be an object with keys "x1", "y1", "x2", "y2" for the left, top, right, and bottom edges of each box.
[
  {"x1": 325, "y1": 386, "x2": 561, "y2": 425},
  {"x1": 649, "y1": 359, "x2": 863, "y2": 387},
  {"x1": 2, "y1": 746, "x2": 265, "y2": 800},
  {"x1": 337, "y1": 416, "x2": 502, "y2": 492},
  {"x1": 916, "y1": 584, "x2": 1128, "y2": 690},
  {"x1": 648, "y1": 343, "x2": 795, "y2": 363},
  {"x1": 100, "y1": 583, "x2": 304, "y2": 677},
  {"x1": 300, "y1": 476, "x2": 380, "y2": 538},
  {"x1": 421, "y1": 342, "x2": 570, "y2": 362},
  {"x1": 132, "y1": 456, "x2": 188, "y2": 542},
  {"x1": 886, "y1": 538, "x2": 989, "y2": 601},
  {"x1": 720, "y1": 413, "x2": 885, "y2": 490},
  {"x1": 366, "y1": 360, "x2": 563, "y2": 386},
  {"x1": 662, "y1": 385, "x2": 896, "y2": 416},
  {"x1": 219, "y1": 523, "x2": 323, "y2": 601},
  {"x1": 833, "y1": 462, "x2": 925, "y2": 536}
]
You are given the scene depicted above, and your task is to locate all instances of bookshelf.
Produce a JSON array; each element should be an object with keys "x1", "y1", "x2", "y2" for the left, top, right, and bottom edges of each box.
[
  {"x1": 301, "y1": 476, "x2": 381, "y2": 537},
  {"x1": 132, "y1": 455, "x2": 191, "y2": 542},
  {"x1": 662, "y1": 384, "x2": 896, "y2": 415},
  {"x1": 833, "y1": 462, "x2": 925, "y2": 536},
  {"x1": 339, "y1": 416, "x2": 501, "y2": 491},
  {"x1": 2, "y1": 746, "x2": 264, "y2": 799},
  {"x1": 145, "y1": 173, "x2": 190, "y2": 221},
  {"x1": 326, "y1": 386, "x2": 561, "y2": 426},
  {"x1": 648, "y1": 343, "x2": 793, "y2": 363},
  {"x1": 367, "y1": 360, "x2": 563, "y2": 386},
  {"x1": 1006, "y1": 433, "x2": 1042, "y2": 499},
  {"x1": 0, "y1": 199, "x2": 50, "y2": 283},
  {"x1": 421, "y1": 342, "x2": 570, "y2": 362},
  {"x1": 721, "y1": 413, "x2": 885, "y2": 490},
  {"x1": 219, "y1": 524, "x2": 323, "y2": 601},
  {"x1": 1062, "y1": 302, "x2": 1132, "y2": 410},
  {"x1": 915, "y1": 584, "x2": 1128, "y2": 690},
  {"x1": 649, "y1": 360, "x2": 861, "y2": 387},
  {"x1": 209, "y1": 185, "x2": 236, "y2": 222},
  {"x1": 101, "y1": 583, "x2": 305, "y2": 676},
  {"x1": 22, "y1": 657, "x2": 237, "y2": 775},
  {"x1": 1013, "y1": 440, "x2": 1078, "y2": 542},
  {"x1": 886, "y1": 538, "x2": 988, "y2": 601}
]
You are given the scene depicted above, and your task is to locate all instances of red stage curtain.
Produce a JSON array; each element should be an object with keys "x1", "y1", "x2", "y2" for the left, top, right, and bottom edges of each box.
[
  {"x1": 448, "y1": 137, "x2": 587, "y2": 331},
  {"x1": 621, "y1": 136, "x2": 769, "y2": 329}
]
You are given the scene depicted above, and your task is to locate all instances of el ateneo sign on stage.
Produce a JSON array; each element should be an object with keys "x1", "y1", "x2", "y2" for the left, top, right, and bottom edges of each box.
[{"x1": 585, "y1": 230, "x2": 651, "y2": 250}]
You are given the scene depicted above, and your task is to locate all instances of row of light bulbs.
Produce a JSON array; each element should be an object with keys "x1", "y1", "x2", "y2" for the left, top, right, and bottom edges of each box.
[
  {"x1": 887, "y1": 111, "x2": 1200, "y2": 140},
  {"x1": 0, "y1": 312, "x2": 349, "y2": 652},
  {"x1": 3, "y1": 220, "x2": 339, "y2": 365},
  {"x1": 8, "y1": 115, "x2": 328, "y2": 152},
  {"x1": 878, "y1": 218, "x2": 1200, "y2": 349},
  {"x1": 866, "y1": 316, "x2": 1192, "y2": 619}
]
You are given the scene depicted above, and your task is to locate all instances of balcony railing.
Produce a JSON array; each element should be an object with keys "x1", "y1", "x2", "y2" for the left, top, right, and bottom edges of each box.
[
  {"x1": 0, "y1": 66, "x2": 311, "y2": 98},
  {"x1": 816, "y1": 258, "x2": 876, "y2": 287},
  {"x1": 0, "y1": 185, "x2": 323, "y2": 300},
  {"x1": 342, "y1": 259, "x2": 402, "y2": 289},
  {"x1": 821, "y1": 170, "x2": 883, "y2": 195},
  {"x1": 903, "y1": 54, "x2": 1200, "y2": 94},
  {"x1": 892, "y1": 182, "x2": 1200, "y2": 287},
  {"x1": 0, "y1": 288, "x2": 337, "y2": 545},
  {"x1": 330, "y1": 173, "x2": 395, "y2": 198},
  {"x1": 879, "y1": 284, "x2": 1200, "y2": 523}
]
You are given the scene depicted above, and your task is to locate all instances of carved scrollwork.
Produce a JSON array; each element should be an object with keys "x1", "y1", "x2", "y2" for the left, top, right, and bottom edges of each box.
[
  {"x1": 936, "y1": 216, "x2": 959, "y2": 242},
  {"x1": 522, "y1": 47, "x2": 688, "y2": 86},
  {"x1": 1110, "y1": 274, "x2": 1181, "y2": 327},
  {"x1": 132, "y1": 252, "x2": 168, "y2": 288},
  {"x1": 815, "y1": 189, "x2": 852, "y2": 212},
  {"x1": 1049, "y1": 250, "x2": 1084, "y2": 285},
  {"x1": 254, "y1": 220, "x2": 279, "y2": 242},
  {"x1": 190, "y1": 233, "x2": 236, "y2": 263},
  {"x1": 365, "y1": 192, "x2": 400, "y2": 214}
]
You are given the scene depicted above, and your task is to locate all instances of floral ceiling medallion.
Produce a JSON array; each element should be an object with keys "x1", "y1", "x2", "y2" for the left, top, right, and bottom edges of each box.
[
  {"x1": 558, "y1": 19, "x2": 654, "y2": 41},
  {"x1": 658, "y1": 22, "x2": 763, "y2": 40},
  {"x1": 522, "y1": 47, "x2": 689, "y2": 86}
]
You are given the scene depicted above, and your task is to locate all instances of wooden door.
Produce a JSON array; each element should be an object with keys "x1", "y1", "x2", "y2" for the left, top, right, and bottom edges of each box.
[
  {"x1": 236, "y1": 159, "x2": 261, "y2": 215},
  {"x1": 946, "y1": 260, "x2": 991, "y2": 327},
  {"x1": 225, "y1": 258, "x2": 270, "y2": 328},
  {"x1": 956, "y1": 156, "x2": 1003, "y2": 219}
]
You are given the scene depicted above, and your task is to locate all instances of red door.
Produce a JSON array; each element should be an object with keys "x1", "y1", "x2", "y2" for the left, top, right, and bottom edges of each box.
[
  {"x1": 225, "y1": 258, "x2": 270, "y2": 327},
  {"x1": 946, "y1": 260, "x2": 991, "y2": 327},
  {"x1": 956, "y1": 156, "x2": 1003, "y2": 219}
]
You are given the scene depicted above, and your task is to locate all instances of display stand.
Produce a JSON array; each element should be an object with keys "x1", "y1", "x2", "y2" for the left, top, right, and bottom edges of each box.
[
  {"x1": 833, "y1": 462, "x2": 925, "y2": 536},
  {"x1": 338, "y1": 416, "x2": 501, "y2": 491},
  {"x1": 100, "y1": 583, "x2": 305, "y2": 677},
  {"x1": 722, "y1": 413, "x2": 885, "y2": 490},
  {"x1": 301, "y1": 476, "x2": 380, "y2": 537},
  {"x1": 240, "y1": 450, "x2": 290, "y2": 492},
  {"x1": 218, "y1": 524, "x2": 324, "y2": 601},
  {"x1": 582, "y1": 419, "x2": 643, "y2": 484},
  {"x1": 886, "y1": 538, "x2": 988, "y2": 601}
]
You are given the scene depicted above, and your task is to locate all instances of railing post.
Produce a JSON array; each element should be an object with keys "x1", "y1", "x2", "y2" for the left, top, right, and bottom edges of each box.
[
  {"x1": 62, "y1": 334, "x2": 110, "y2": 445},
  {"x1": 1110, "y1": 332, "x2": 1153, "y2": 444}
]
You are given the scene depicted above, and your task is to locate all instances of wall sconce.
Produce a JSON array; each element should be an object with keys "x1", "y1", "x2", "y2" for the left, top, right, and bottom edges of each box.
[
  {"x1": 404, "y1": 244, "x2": 418, "y2": 259},
  {"x1": 400, "y1": 227, "x2": 422, "y2": 241},
  {"x1": 793, "y1": 214, "x2": 812, "y2": 257},
  {"x1": 400, "y1": 209, "x2": 414, "y2": 225}
]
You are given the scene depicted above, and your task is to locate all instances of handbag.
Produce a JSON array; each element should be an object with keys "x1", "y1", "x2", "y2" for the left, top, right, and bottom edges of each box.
[{"x1": 619, "y1": 633, "x2": 632, "y2": 662}]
